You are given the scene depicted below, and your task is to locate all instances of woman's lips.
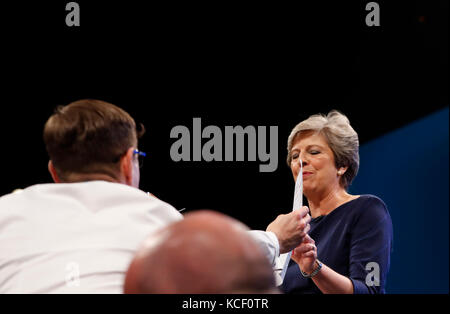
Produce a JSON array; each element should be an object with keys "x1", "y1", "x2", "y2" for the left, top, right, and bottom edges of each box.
[{"x1": 302, "y1": 171, "x2": 313, "y2": 178}]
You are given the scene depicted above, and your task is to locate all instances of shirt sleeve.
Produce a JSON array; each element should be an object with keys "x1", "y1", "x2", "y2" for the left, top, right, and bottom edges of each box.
[
  {"x1": 247, "y1": 230, "x2": 280, "y2": 267},
  {"x1": 348, "y1": 196, "x2": 393, "y2": 294}
]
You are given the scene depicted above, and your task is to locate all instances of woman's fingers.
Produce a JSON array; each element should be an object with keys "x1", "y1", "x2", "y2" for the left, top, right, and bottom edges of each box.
[
  {"x1": 302, "y1": 234, "x2": 315, "y2": 244},
  {"x1": 294, "y1": 242, "x2": 316, "y2": 255},
  {"x1": 300, "y1": 223, "x2": 311, "y2": 237},
  {"x1": 302, "y1": 250, "x2": 317, "y2": 258}
]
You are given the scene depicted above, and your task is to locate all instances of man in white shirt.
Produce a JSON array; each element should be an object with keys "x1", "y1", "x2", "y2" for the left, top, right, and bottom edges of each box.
[{"x1": 0, "y1": 99, "x2": 310, "y2": 293}]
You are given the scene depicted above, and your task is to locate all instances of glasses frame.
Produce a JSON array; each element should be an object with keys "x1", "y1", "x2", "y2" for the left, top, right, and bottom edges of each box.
[{"x1": 133, "y1": 149, "x2": 147, "y2": 168}]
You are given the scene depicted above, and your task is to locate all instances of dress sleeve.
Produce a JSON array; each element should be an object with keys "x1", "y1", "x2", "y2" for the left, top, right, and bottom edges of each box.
[{"x1": 348, "y1": 196, "x2": 393, "y2": 294}]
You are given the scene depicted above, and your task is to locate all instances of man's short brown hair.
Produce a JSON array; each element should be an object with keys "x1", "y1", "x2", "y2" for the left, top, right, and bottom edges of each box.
[{"x1": 43, "y1": 99, "x2": 144, "y2": 180}]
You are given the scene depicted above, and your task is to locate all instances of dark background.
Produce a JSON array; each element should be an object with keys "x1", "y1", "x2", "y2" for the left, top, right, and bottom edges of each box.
[{"x1": 1, "y1": 1, "x2": 448, "y2": 293}]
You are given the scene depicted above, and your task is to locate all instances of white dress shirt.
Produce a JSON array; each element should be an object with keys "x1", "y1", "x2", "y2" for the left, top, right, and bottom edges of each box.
[
  {"x1": 0, "y1": 181, "x2": 280, "y2": 293},
  {"x1": 0, "y1": 181, "x2": 182, "y2": 293}
]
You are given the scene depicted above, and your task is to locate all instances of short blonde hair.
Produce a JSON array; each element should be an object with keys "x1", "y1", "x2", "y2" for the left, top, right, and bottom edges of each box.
[{"x1": 286, "y1": 110, "x2": 359, "y2": 189}]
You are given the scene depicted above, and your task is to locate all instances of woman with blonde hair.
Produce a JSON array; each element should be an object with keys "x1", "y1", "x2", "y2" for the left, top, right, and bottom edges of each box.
[{"x1": 282, "y1": 110, "x2": 393, "y2": 294}]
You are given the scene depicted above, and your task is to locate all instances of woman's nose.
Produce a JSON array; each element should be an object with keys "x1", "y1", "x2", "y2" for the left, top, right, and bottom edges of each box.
[
  {"x1": 294, "y1": 158, "x2": 306, "y2": 171},
  {"x1": 299, "y1": 154, "x2": 308, "y2": 166}
]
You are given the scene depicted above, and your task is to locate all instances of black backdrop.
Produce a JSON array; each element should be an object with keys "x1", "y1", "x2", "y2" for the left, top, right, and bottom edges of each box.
[{"x1": 1, "y1": 1, "x2": 448, "y2": 231}]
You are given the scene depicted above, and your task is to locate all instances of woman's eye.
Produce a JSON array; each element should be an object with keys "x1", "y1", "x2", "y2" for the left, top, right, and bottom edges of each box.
[
  {"x1": 292, "y1": 154, "x2": 299, "y2": 159},
  {"x1": 310, "y1": 150, "x2": 320, "y2": 155}
]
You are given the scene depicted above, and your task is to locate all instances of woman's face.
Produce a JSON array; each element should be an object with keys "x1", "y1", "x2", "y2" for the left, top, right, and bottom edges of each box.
[{"x1": 290, "y1": 131, "x2": 341, "y2": 195}]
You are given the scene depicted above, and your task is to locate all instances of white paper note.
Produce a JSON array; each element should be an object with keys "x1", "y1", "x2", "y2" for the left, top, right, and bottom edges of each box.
[{"x1": 274, "y1": 160, "x2": 302, "y2": 286}]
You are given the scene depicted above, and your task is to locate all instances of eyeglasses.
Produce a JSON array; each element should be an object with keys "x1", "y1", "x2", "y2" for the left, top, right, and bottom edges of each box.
[{"x1": 133, "y1": 149, "x2": 147, "y2": 168}]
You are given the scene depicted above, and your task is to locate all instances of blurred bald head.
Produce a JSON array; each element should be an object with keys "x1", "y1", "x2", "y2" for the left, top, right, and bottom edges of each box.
[{"x1": 124, "y1": 210, "x2": 277, "y2": 294}]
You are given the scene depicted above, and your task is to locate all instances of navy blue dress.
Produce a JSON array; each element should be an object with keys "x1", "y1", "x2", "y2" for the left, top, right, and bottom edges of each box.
[{"x1": 281, "y1": 195, "x2": 393, "y2": 294}]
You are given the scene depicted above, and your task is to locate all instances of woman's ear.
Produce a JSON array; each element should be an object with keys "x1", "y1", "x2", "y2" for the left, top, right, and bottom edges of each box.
[
  {"x1": 48, "y1": 160, "x2": 61, "y2": 183},
  {"x1": 337, "y1": 166, "x2": 348, "y2": 176}
]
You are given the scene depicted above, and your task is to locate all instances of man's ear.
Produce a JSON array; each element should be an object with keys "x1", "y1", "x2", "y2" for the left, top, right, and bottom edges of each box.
[
  {"x1": 120, "y1": 147, "x2": 135, "y2": 186},
  {"x1": 48, "y1": 160, "x2": 61, "y2": 183}
]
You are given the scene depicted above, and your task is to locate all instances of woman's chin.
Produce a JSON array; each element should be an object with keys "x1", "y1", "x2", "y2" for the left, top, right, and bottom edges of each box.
[{"x1": 302, "y1": 185, "x2": 314, "y2": 196}]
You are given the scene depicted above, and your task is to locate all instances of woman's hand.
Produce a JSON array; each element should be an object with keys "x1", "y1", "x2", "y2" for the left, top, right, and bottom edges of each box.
[
  {"x1": 266, "y1": 206, "x2": 311, "y2": 254},
  {"x1": 291, "y1": 234, "x2": 318, "y2": 274}
]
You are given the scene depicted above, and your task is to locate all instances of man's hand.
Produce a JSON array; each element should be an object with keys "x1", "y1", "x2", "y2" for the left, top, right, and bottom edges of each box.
[{"x1": 266, "y1": 206, "x2": 311, "y2": 254}]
